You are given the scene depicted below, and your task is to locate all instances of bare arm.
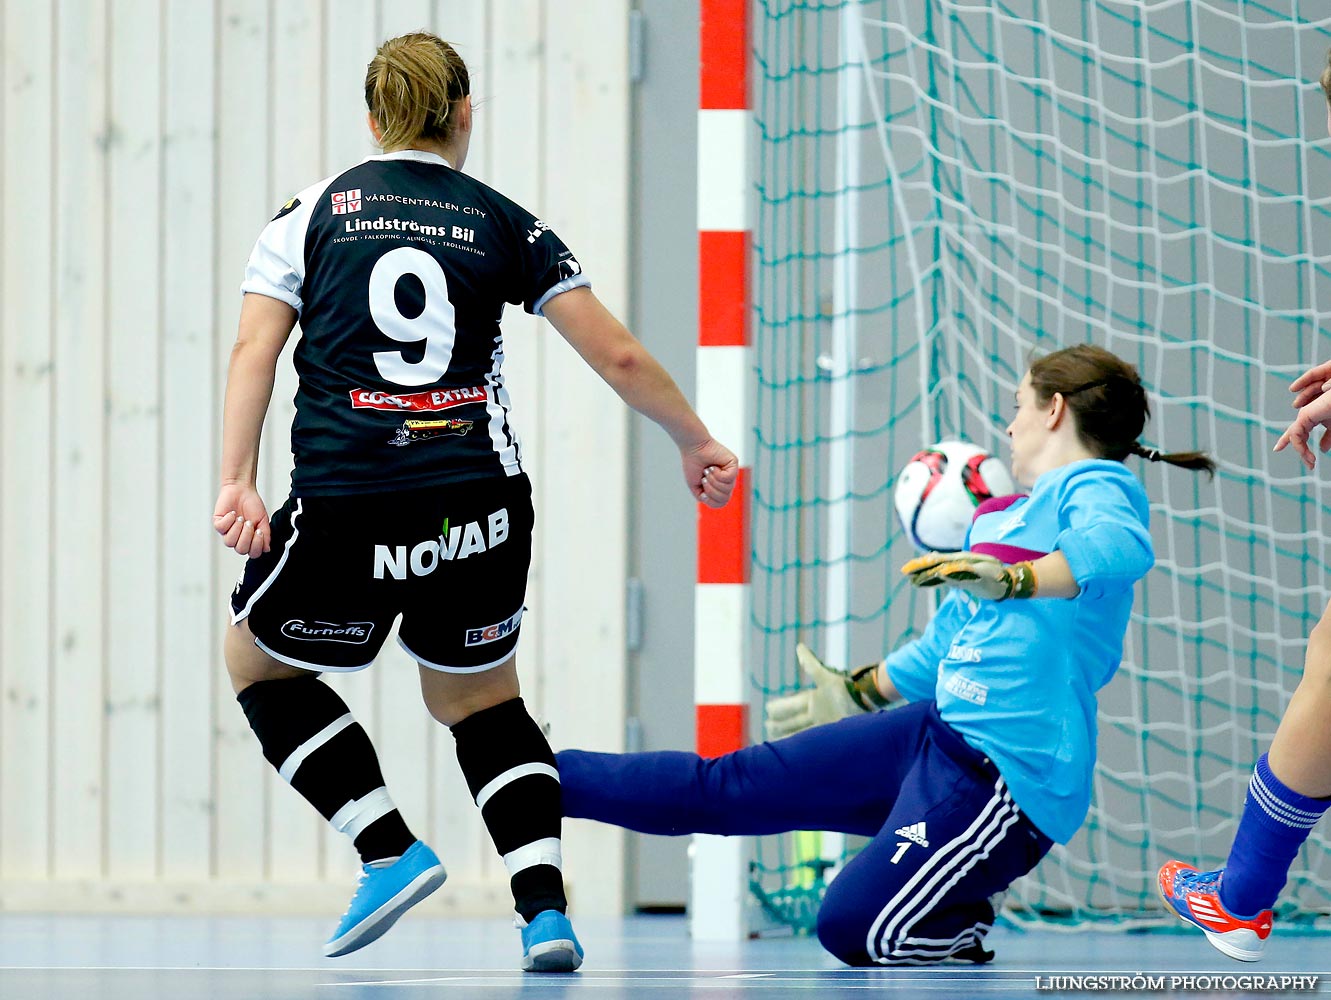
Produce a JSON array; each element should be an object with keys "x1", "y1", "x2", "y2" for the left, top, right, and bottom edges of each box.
[
  {"x1": 873, "y1": 662, "x2": 903, "y2": 703},
  {"x1": 213, "y1": 293, "x2": 298, "y2": 557},
  {"x1": 1030, "y1": 550, "x2": 1079, "y2": 598},
  {"x1": 542, "y1": 286, "x2": 738, "y2": 507}
]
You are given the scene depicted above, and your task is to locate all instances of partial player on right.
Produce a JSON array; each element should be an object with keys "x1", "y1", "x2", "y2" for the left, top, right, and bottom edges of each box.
[{"x1": 1155, "y1": 49, "x2": 1331, "y2": 963}]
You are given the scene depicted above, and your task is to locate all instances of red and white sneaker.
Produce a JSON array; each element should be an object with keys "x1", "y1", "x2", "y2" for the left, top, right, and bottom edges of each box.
[{"x1": 1157, "y1": 860, "x2": 1273, "y2": 962}]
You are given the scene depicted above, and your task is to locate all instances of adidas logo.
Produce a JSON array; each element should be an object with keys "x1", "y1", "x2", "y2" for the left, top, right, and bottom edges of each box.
[{"x1": 895, "y1": 821, "x2": 929, "y2": 848}]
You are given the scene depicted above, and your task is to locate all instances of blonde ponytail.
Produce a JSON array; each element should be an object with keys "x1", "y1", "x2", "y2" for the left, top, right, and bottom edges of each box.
[{"x1": 364, "y1": 32, "x2": 470, "y2": 151}]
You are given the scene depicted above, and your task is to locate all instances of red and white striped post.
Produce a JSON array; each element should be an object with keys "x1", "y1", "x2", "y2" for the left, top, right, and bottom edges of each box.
[{"x1": 691, "y1": 0, "x2": 752, "y2": 940}]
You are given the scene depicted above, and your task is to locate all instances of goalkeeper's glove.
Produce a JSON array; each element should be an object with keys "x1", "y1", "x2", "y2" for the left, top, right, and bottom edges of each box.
[
  {"x1": 764, "y1": 643, "x2": 892, "y2": 740},
  {"x1": 901, "y1": 551, "x2": 1037, "y2": 601}
]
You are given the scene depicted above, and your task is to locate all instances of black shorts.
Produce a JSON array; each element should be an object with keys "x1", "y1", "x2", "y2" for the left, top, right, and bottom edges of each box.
[{"x1": 230, "y1": 474, "x2": 533, "y2": 673}]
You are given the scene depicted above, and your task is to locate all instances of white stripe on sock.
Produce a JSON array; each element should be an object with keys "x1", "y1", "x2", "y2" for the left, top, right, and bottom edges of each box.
[
  {"x1": 474, "y1": 762, "x2": 559, "y2": 811},
  {"x1": 278, "y1": 713, "x2": 355, "y2": 783},
  {"x1": 1250, "y1": 772, "x2": 1323, "y2": 829},
  {"x1": 502, "y1": 837, "x2": 563, "y2": 877},
  {"x1": 330, "y1": 786, "x2": 396, "y2": 841}
]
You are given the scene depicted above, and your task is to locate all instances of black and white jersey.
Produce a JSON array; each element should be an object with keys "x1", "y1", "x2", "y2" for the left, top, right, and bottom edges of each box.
[{"x1": 242, "y1": 149, "x2": 589, "y2": 496}]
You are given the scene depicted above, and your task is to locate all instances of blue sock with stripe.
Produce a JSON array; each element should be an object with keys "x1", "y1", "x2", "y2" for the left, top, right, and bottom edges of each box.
[{"x1": 1219, "y1": 754, "x2": 1330, "y2": 916}]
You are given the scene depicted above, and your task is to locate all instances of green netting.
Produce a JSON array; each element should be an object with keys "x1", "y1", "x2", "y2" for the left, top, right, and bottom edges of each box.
[{"x1": 751, "y1": 0, "x2": 1331, "y2": 931}]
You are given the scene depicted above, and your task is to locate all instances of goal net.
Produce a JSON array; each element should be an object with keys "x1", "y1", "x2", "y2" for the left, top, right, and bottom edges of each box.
[{"x1": 750, "y1": 0, "x2": 1331, "y2": 928}]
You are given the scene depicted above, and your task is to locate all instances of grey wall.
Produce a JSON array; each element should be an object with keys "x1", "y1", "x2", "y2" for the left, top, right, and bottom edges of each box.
[{"x1": 626, "y1": 0, "x2": 701, "y2": 910}]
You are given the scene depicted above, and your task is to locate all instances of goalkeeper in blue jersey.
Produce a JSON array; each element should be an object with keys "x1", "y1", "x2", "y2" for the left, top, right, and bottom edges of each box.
[
  {"x1": 1156, "y1": 50, "x2": 1331, "y2": 965},
  {"x1": 557, "y1": 344, "x2": 1215, "y2": 966}
]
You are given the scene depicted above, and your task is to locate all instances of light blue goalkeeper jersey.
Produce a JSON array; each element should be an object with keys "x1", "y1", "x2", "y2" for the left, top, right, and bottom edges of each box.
[{"x1": 884, "y1": 458, "x2": 1153, "y2": 843}]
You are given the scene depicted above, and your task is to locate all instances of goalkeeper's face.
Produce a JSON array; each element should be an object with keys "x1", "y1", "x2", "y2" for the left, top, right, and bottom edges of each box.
[{"x1": 1006, "y1": 372, "x2": 1051, "y2": 487}]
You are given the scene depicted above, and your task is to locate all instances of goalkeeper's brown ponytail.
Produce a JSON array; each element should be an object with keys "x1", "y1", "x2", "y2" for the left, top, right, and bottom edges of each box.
[
  {"x1": 1029, "y1": 344, "x2": 1215, "y2": 478},
  {"x1": 1129, "y1": 441, "x2": 1216, "y2": 477}
]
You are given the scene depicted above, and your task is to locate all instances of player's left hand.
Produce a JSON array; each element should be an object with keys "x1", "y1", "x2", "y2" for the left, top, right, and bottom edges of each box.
[
  {"x1": 682, "y1": 438, "x2": 739, "y2": 508},
  {"x1": 1288, "y1": 358, "x2": 1331, "y2": 408},
  {"x1": 764, "y1": 643, "x2": 869, "y2": 739},
  {"x1": 1274, "y1": 389, "x2": 1331, "y2": 471},
  {"x1": 902, "y1": 551, "x2": 1037, "y2": 601},
  {"x1": 213, "y1": 483, "x2": 272, "y2": 559}
]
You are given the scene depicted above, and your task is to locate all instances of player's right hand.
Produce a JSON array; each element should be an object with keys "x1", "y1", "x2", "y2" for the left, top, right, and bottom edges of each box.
[
  {"x1": 764, "y1": 643, "x2": 866, "y2": 740},
  {"x1": 682, "y1": 437, "x2": 739, "y2": 508},
  {"x1": 213, "y1": 483, "x2": 272, "y2": 559}
]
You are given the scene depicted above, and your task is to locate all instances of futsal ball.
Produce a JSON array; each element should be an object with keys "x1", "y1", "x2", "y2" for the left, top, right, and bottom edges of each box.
[{"x1": 893, "y1": 440, "x2": 1016, "y2": 552}]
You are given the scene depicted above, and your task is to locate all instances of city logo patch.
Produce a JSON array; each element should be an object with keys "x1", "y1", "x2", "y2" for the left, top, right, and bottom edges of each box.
[
  {"x1": 281, "y1": 620, "x2": 375, "y2": 644},
  {"x1": 350, "y1": 385, "x2": 486, "y2": 413},
  {"x1": 388, "y1": 417, "x2": 473, "y2": 447},
  {"x1": 894, "y1": 821, "x2": 929, "y2": 848},
  {"x1": 330, "y1": 188, "x2": 362, "y2": 214},
  {"x1": 464, "y1": 606, "x2": 525, "y2": 647},
  {"x1": 558, "y1": 256, "x2": 582, "y2": 280}
]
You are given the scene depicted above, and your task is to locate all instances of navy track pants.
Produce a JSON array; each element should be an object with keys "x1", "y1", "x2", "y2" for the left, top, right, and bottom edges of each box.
[{"x1": 558, "y1": 700, "x2": 1052, "y2": 966}]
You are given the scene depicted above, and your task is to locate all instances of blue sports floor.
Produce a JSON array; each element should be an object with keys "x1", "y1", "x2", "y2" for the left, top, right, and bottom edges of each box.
[{"x1": 0, "y1": 913, "x2": 1326, "y2": 999}]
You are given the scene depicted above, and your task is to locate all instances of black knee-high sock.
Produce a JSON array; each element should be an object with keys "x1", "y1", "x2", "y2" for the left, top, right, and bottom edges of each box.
[
  {"x1": 237, "y1": 676, "x2": 415, "y2": 864},
  {"x1": 451, "y1": 697, "x2": 567, "y2": 922}
]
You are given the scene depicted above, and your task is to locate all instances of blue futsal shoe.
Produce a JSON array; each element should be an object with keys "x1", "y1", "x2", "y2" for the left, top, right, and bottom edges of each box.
[
  {"x1": 519, "y1": 909, "x2": 584, "y2": 972},
  {"x1": 324, "y1": 840, "x2": 447, "y2": 958}
]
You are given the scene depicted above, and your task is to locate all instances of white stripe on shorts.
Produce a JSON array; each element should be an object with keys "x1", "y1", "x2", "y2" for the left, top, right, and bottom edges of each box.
[
  {"x1": 397, "y1": 635, "x2": 518, "y2": 674},
  {"x1": 502, "y1": 837, "x2": 562, "y2": 877},
  {"x1": 278, "y1": 713, "x2": 354, "y2": 783},
  {"x1": 231, "y1": 499, "x2": 303, "y2": 624},
  {"x1": 474, "y1": 762, "x2": 559, "y2": 811},
  {"x1": 253, "y1": 636, "x2": 375, "y2": 673}
]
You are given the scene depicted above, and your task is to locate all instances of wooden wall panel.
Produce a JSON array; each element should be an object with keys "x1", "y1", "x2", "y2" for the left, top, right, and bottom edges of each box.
[
  {"x1": 0, "y1": 0, "x2": 631, "y2": 916},
  {"x1": 538, "y1": 0, "x2": 631, "y2": 918},
  {"x1": 159, "y1": 0, "x2": 219, "y2": 883},
  {"x1": 0, "y1": 0, "x2": 55, "y2": 881},
  {"x1": 212, "y1": 0, "x2": 275, "y2": 883},
  {"x1": 105, "y1": 0, "x2": 165, "y2": 881},
  {"x1": 50, "y1": 0, "x2": 109, "y2": 881},
  {"x1": 378, "y1": 0, "x2": 432, "y2": 39}
]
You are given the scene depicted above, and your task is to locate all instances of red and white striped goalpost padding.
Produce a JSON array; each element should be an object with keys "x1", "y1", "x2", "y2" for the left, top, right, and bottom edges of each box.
[{"x1": 692, "y1": 0, "x2": 752, "y2": 941}]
